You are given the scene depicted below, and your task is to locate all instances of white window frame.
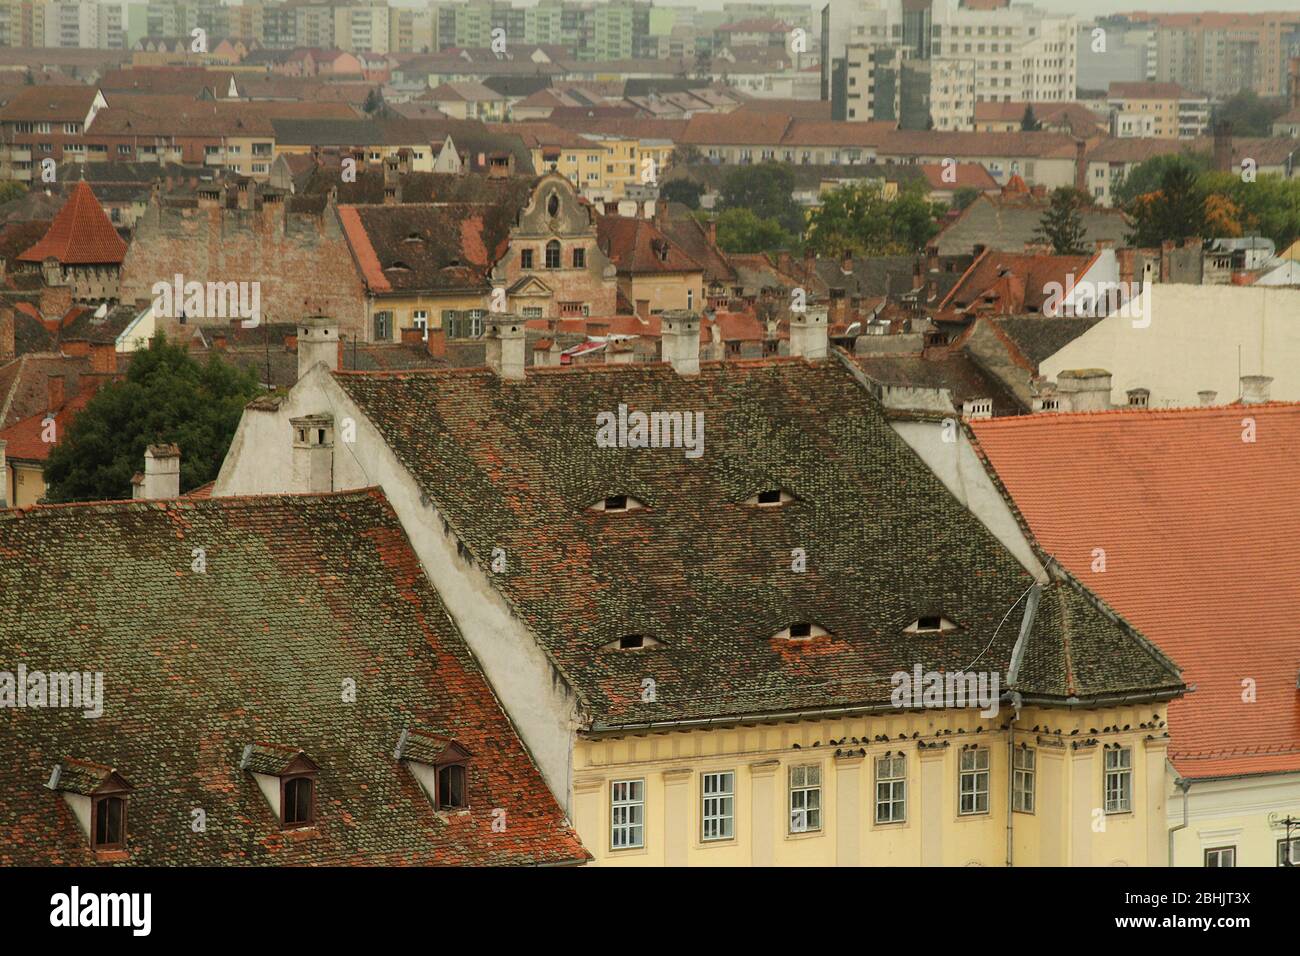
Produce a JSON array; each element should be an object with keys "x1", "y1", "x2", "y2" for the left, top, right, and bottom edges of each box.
[
  {"x1": 1205, "y1": 846, "x2": 1236, "y2": 867},
  {"x1": 789, "y1": 764, "x2": 821, "y2": 833},
  {"x1": 700, "y1": 771, "x2": 735, "y2": 842},
  {"x1": 959, "y1": 747, "x2": 990, "y2": 815},
  {"x1": 1013, "y1": 746, "x2": 1035, "y2": 813},
  {"x1": 610, "y1": 779, "x2": 644, "y2": 850},
  {"x1": 874, "y1": 753, "x2": 906, "y2": 824},
  {"x1": 413, "y1": 310, "x2": 428, "y2": 341},
  {"x1": 1278, "y1": 837, "x2": 1300, "y2": 867},
  {"x1": 1104, "y1": 746, "x2": 1132, "y2": 814}
]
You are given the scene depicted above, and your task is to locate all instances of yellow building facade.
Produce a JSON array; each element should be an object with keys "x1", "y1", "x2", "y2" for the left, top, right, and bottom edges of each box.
[{"x1": 574, "y1": 703, "x2": 1171, "y2": 866}]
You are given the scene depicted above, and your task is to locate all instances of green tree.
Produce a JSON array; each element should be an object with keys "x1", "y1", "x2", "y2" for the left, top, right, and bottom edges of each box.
[
  {"x1": 44, "y1": 334, "x2": 262, "y2": 502},
  {"x1": 1200, "y1": 170, "x2": 1300, "y2": 250},
  {"x1": 1034, "y1": 186, "x2": 1091, "y2": 254},
  {"x1": 716, "y1": 163, "x2": 804, "y2": 236},
  {"x1": 1111, "y1": 152, "x2": 1211, "y2": 207},
  {"x1": 950, "y1": 186, "x2": 981, "y2": 212},
  {"x1": 0, "y1": 180, "x2": 26, "y2": 204},
  {"x1": 660, "y1": 178, "x2": 705, "y2": 210},
  {"x1": 806, "y1": 180, "x2": 941, "y2": 258},
  {"x1": 714, "y1": 208, "x2": 795, "y2": 253},
  {"x1": 1126, "y1": 160, "x2": 1207, "y2": 247},
  {"x1": 1212, "y1": 90, "x2": 1288, "y2": 137},
  {"x1": 1021, "y1": 104, "x2": 1042, "y2": 132}
]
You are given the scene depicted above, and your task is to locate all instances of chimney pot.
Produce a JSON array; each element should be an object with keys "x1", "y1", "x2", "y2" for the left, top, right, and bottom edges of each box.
[
  {"x1": 484, "y1": 313, "x2": 526, "y2": 380},
  {"x1": 660, "y1": 309, "x2": 701, "y2": 376},
  {"x1": 1198, "y1": 390, "x2": 1217, "y2": 406},
  {"x1": 290, "y1": 414, "x2": 334, "y2": 493},
  {"x1": 1055, "y1": 368, "x2": 1112, "y2": 412},
  {"x1": 1240, "y1": 375, "x2": 1272, "y2": 405},
  {"x1": 142, "y1": 443, "x2": 181, "y2": 499},
  {"x1": 297, "y1": 315, "x2": 340, "y2": 380}
]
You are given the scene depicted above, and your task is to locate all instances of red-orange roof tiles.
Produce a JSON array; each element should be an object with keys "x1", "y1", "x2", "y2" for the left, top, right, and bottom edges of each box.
[{"x1": 17, "y1": 182, "x2": 126, "y2": 266}]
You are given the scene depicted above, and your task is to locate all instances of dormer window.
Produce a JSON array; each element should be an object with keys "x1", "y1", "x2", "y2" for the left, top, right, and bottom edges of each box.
[
  {"x1": 240, "y1": 744, "x2": 320, "y2": 831},
  {"x1": 590, "y1": 494, "x2": 645, "y2": 513},
  {"x1": 600, "y1": 634, "x2": 663, "y2": 651},
  {"x1": 904, "y1": 615, "x2": 959, "y2": 634},
  {"x1": 45, "y1": 760, "x2": 133, "y2": 853},
  {"x1": 773, "y1": 623, "x2": 830, "y2": 641},
  {"x1": 745, "y1": 488, "x2": 795, "y2": 506},
  {"x1": 394, "y1": 729, "x2": 473, "y2": 813}
]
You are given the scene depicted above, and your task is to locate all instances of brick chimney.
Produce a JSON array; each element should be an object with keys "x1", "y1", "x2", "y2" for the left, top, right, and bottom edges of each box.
[
  {"x1": 297, "y1": 314, "x2": 340, "y2": 380},
  {"x1": 290, "y1": 414, "x2": 334, "y2": 493},
  {"x1": 660, "y1": 309, "x2": 701, "y2": 376},
  {"x1": 46, "y1": 374, "x2": 65, "y2": 413},
  {"x1": 0, "y1": 304, "x2": 13, "y2": 364},
  {"x1": 1213, "y1": 120, "x2": 1233, "y2": 173},
  {"x1": 142, "y1": 443, "x2": 181, "y2": 499},
  {"x1": 1056, "y1": 368, "x2": 1112, "y2": 412},
  {"x1": 789, "y1": 304, "x2": 828, "y2": 362},
  {"x1": 1240, "y1": 375, "x2": 1272, "y2": 405},
  {"x1": 1074, "y1": 139, "x2": 1088, "y2": 192},
  {"x1": 484, "y1": 314, "x2": 525, "y2": 380}
]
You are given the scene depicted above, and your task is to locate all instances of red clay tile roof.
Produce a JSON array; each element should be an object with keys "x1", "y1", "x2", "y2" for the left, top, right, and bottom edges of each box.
[
  {"x1": 0, "y1": 489, "x2": 589, "y2": 865},
  {"x1": 918, "y1": 162, "x2": 999, "y2": 192},
  {"x1": 17, "y1": 182, "x2": 127, "y2": 266},
  {"x1": 970, "y1": 404, "x2": 1300, "y2": 779},
  {"x1": 937, "y1": 249, "x2": 1098, "y2": 318},
  {"x1": 596, "y1": 215, "x2": 703, "y2": 275},
  {"x1": 0, "y1": 374, "x2": 106, "y2": 462}
]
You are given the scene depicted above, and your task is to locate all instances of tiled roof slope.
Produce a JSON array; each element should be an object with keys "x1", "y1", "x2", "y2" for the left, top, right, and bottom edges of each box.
[
  {"x1": 970, "y1": 405, "x2": 1300, "y2": 780},
  {"x1": 0, "y1": 490, "x2": 587, "y2": 865},
  {"x1": 17, "y1": 182, "x2": 127, "y2": 266},
  {"x1": 333, "y1": 360, "x2": 1181, "y2": 728}
]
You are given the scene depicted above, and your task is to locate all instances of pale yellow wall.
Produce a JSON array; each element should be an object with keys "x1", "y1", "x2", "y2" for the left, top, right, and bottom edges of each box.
[
  {"x1": 366, "y1": 292, "x2": 487, "y2": 342},
  {"x1": 574, "y1": 703, "x2": 1170, "y2": 866},
  {"x1": 10, "y1": 461, "x2": 46, "y2": 507},
  {"x1": 1167, "y1": 767, "x2": 1300, "y2": 867},
  {"x1": 623, "y1": 273, "x2": 705, "y2": 314}
]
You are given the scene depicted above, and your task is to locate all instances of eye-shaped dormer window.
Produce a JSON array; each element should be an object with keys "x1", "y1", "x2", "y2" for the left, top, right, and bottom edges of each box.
[
  {"x1": 600, "y1": 634, "x2": 663, "y2": 651},
  {"x1": 547, "y1": 192, "x2": 560, "y2": 217},
  {"x1": 744, "y1": 488, "x2": 796, "y2": 507},
  {"x1": 904, "y1": 615, "x2": 958, "y2": 634},
  {"x1": 590, "y1": 494, "x2": 645, "y2": 513},
  {"x1": 772, "y1": 623, "x2": 830, "y2": 641}
]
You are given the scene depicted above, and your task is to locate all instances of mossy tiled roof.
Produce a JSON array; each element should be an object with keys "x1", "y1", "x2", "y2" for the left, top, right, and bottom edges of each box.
[
  {"x1": 333, "y1": 358, "x2": 1182, "y2": 729},
  {"x1": 0, "y1": 489, "x2": 587, "y2": 866}
]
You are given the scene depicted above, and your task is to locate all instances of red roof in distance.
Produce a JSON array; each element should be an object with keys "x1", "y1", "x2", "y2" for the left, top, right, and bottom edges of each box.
[{"x1": 18, "y1": 181, "x2": 127, "y2": 266}]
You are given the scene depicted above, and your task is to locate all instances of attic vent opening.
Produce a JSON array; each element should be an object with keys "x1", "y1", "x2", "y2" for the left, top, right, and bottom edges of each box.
[
  {"x1": 746, "y1": 488, "x2": 794, "y2": 506},
  {"x1": 773, "y1": 623, "x2": 829, "y2": 641},
  {"x1": 905, "y1": 615, "x2": 958, "y2": 634},
  {"x1": 619, "y1": 634, "x2": 644, "y2": 649},
  {"x1": 404, "y1": 232, "x2": 424, "y2": 242},
  {"x1": 590, "y1": 494, "x2": 645, "y2": 513}
]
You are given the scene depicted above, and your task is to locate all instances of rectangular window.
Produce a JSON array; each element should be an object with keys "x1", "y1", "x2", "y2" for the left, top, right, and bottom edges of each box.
[
  {"x1": 1013, "y1": 747, "x2": 1035, "y2": 813},
  {"x1": 413, "y1": 310, "x2": 428, "y2": 341},
  {"x1": 467, "y1": 309, "x2": 485, "y2": 338},
  {"x1": 522, "y1": 306, "x2": 543, "y2": 318},
  {"x1": 789, "y1": 764, "x2": 821, "y2": 833},
  {"x1": 610, "y1": 779, "x2": 644, "y2": 849},
  {"x1": 441, "y1": 309, "x2": 460, "y2": 338},
  {"x1": 520, "y1": 248, "x2": 533, "y2": 269},
  {"x1": 1205, "y1": 846, "x2": 1236, "y2": 867},
  {"x1": 1279, "y1": 838, "x2": 1300, "y2": 867},
  {"x1": 572, "y1": 247, "x2": 585, "y2": 268},
  {"x1": 959, "y1": 747, "x2": 990, "y2": 815},
  {"x1": 701, "y1": 771, "x2": 735, "y2": 841},
  {"x1": 373, "y1": 310, "x2": 392, "y2": 341},
  {"x1": 1104, "y1": 747, "x2": 1132, "y2": 813},
  {"x1": 875, "y1": 754, "x2": 906, "y2": 824}
]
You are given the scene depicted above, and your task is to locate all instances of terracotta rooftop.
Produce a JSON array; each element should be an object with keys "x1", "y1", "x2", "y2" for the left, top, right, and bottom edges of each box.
[
  {"x1": 17, "y1": 182, "x2": 126, "y2": 266},
  {"x1": 0, "y1": 489, "x2": 588, "y2": 865},
  {"x1": 970, "y1": 404, "x2": 1300, "y2": 780}
]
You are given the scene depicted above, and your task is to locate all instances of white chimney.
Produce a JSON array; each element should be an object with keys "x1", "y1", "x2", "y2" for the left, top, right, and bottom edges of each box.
[
  {"x1": 143, "y1": 444, "x2": 181, "y2": 499},
  {"x1": 291, "y1": 414, "x2": 334, "y2": 493},
  {"x1": 789, "y1": 305, "x2": 828, "y2": 362},
  {"x1": 484, "y1": 314, "x2": 525, "y2": 380},
  {"x1": 660, "y1": 310, "x2": 700, "y2": 376},
  {"x1": 1198, "y1": 390, "x2": 1217, "y2": 406},
  {"x1": 1056, "y1": 369, "x2": 1112, "y2": 412},
  {"x1": 1240, "y1": 375, "x2": 1272, "y2": 405},
  {"x1": 297, "y1": 315, "x2": 340, "y2": 380}
]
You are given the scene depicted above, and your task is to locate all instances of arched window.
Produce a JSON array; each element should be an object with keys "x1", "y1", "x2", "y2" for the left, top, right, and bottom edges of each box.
[
  {"x1": 93, "y1": 795, "x2": 126, "y2": 848},
  {"x1": 438, "y1": 764, "x2": 467, "y2": 809},
  {"x1": 545, "y1": 240, "x2": 561, "y2": 269},
  {"x1": 283, "y1": 776, "x2": 315, "y2": 827}
]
